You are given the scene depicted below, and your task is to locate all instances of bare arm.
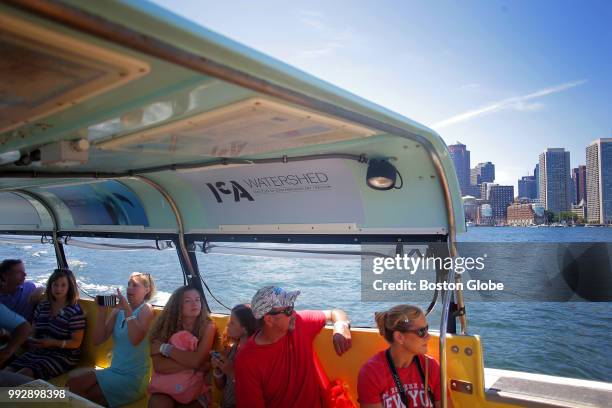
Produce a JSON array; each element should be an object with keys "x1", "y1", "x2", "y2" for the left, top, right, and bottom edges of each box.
[
  {"x1": 151, "y1": 354, "x2": 190, "y2": 374},
  {"x1": 322, "y1": 309, "x2": 352, "y2": 355},
  {"x1": 322, "y1": 309, "x2": 349, "y2": 324},
  {"x1": 166, "y1": 321, "x2": 216, "y2": 369},
  {"x1": 124, "y1": 303, "x2": 154, "y2": 346},
  {"x1": 0, "y1": 321, "x2": 31, "y2": 360},
  {"x1": 92, "y1": 307, "x2": 118, "y2": 346},
  {"x1": 33, "y1": 329, "x2": 84, "y2": 350},
  {"x1": 11, "y1": 321, "x2": 31, "y2": 350}
]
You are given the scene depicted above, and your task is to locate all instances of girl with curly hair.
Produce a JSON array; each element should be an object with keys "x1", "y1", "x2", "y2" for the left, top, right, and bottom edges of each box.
[{"x1": 148, "y1": 286, "x2": 216, "y2": 407}]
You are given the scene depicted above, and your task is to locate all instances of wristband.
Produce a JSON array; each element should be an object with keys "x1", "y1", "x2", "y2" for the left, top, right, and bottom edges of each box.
[
  {"x1": 333, "y1": 321, "x2": 350, "y2": 331},
  {"x1": 160, "y1": 343, "x2": 173, "y2": 357},
  {"x1": 125, "y1": 315, "x2": 137, "y2": 322}
]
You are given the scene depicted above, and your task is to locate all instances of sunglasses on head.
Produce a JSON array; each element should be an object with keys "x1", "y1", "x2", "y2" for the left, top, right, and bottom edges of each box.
[
  {"x1": 398, "y1": 325, "x2": 429, "y2": 338},
  {"x1": 267, "y1": 305, "x2": 294, "y2": 317}
]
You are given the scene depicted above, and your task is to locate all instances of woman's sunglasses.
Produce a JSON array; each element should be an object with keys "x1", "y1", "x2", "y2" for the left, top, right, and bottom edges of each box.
[
  {"x1": 397, "y1": 324, "x2": 429, "y2": 338},
  {"x1": 400, "y1": 326, "x2": 429, "y2": 338},
  {"x1": 267, "y1": 305, "x2": 294, "y2": 317}
]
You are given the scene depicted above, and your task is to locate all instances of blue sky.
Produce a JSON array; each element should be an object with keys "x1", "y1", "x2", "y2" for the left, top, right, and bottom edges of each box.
[{"x1": 152, "y1": 0, "x2": 611, "y2": 189}]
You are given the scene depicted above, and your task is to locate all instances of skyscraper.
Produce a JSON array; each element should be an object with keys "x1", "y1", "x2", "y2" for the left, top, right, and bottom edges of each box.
[
  {"x1": 586, "y1": 139, "x2": 612, "y2": 224},
  {"x1": 571, "y1": 165, "x2": 587, "y2": 205},
  {"x1": 489, "y1": 185, "x2": 514, "y2": 223},
  {"x1": 518, "y1": 176, "x2": 537, "y2": 199},
  {"x1": 534, "y1": 163, "x2": 540, "y2": 199},
  {"x1": 448, "y1": 142, "x2": 470, "y2": 196},
  {"x1": 480, "y1": 182, "x2": 496, "y2": 201},
  {"x1": 538, "y1": 148, "x2": 571, "y2": 214},
  {"x1": 470, "y1": 162, "x2": 495, "y2": 185}
]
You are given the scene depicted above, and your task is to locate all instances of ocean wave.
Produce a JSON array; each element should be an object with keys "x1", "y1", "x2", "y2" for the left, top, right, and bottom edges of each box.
[
  {"x1": 150, "y1": 291, "x2": 172, "y2": 306},
  {"x1": 68, "y1": 260, "x2": 88, "y2": 269},
  {"x1": 77, "y1": 281, "x2": 114, "y2": 295}
]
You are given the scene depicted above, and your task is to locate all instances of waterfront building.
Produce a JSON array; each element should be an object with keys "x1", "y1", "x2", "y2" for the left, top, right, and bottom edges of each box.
[
  {"x1": 538, "y1": 148, "x2": 571, "y2": 214},
  {"x1": 586, "y1": 138, "x2": 612, "y2": 224},
  {"x1": 476, "y1": 203, "x2": 493, "y2": 226},
  {"x1": 507, "y1": 202, "x2": 546, "y2": 226},
  {"x1": 465, "y1": 184, "x2": 482, "y2": 199},
  {"x1": 571, "y1": 165, "x2": 587, "y2": 206},
  {"x1": 480, "y1": 182, "x2": 496, "y2": 200},
  {"x1": 463, "y1": 196, "x2": 478, "y2": 223},
  {"x1": 534, "y1": 163, "x2": 540, "y2": 199},
  {"x1": 572, "y1": 199, "x2": 587, "y2": 221},
  {"x1": 489, "y1": 185, "x2": 514, "y2": 223},
  {"x1": 449, "y1": 142, "x2": 470, "y2": 196},
  {"x1": 471, "y1": 162, "x2": 495, "y2": 185},
  {"x1": 518, "y1": 175, "x2": 537, "y2": 199}
]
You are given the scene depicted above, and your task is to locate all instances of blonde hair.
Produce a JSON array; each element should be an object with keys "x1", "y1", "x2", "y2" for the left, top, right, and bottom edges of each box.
[
  {"x1": 149, "y1": 286, "x2": 210, "y2": 343},
  {"x1": 375, "y1": 304, "x2": 423, "y2": 343},
  {"x1": 130, "y1": 272, "x2": 156, "y2": 301}
]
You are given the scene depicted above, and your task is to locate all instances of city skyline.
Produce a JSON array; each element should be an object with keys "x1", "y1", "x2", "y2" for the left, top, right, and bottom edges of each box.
[{"x1": 153, "y1": 0, "x2": 612, "y2": 191}]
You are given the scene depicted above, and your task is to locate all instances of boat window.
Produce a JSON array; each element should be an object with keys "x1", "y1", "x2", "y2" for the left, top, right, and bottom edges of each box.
[
  {"x1": 195, "y1": 242, "x2": 439, "y2": 327},
  {"x1": 61, "y1": 237, "x2": 180, "y2": 306},
  {"x1": 0, "y1": 235, "x2": 59, "y2": 288}
]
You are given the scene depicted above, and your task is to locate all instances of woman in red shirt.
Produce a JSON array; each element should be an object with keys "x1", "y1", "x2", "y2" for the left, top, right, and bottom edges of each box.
[{"x1": 358, "y1": 305, "x2": 448, "y2": 408}]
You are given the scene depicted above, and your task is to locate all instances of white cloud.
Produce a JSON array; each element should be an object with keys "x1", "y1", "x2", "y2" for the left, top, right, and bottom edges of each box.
[
  {"x1": 457, "y1": 83, "x2": 481, "y2": 91},
  {"x1": 294, "y1": 30, "x2": 355, "y2": 60},
  {"x1": 433, "y1": 79, "x2": 588, "y2": 130},
  {"x1": 297, "y1": 10, "x2": 326, "y2": 30}
]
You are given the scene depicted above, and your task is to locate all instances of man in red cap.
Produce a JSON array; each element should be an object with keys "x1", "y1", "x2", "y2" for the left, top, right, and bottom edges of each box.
[{"x1": 235, "y1": 285, "x2": 352, "y2": 408}]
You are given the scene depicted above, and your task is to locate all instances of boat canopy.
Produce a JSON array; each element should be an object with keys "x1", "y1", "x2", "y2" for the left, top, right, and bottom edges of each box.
[{"x1": 0, "y1": 0, "x2": 464, "y2": 243}]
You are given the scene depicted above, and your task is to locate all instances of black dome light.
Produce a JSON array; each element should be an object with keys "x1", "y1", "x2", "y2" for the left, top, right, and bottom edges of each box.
[{"x1": 366, "y1": 159, "x2": 400, "y2": 190}]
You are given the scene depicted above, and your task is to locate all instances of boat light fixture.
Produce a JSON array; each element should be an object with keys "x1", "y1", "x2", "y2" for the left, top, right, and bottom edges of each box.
[{"x1": 366, "y1": 159, "x2": 402, "y2": 190}]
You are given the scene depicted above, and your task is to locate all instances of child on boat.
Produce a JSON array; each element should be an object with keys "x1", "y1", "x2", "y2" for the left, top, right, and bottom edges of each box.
[
  {"x1": 211, "y1": 303, "x2": 257, "y2": 408},
  {"x1": 148, "y1": 285, "x2": 216, "y2": 407}
]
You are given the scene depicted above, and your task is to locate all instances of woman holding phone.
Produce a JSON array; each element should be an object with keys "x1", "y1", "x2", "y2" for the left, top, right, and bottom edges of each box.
[
  {"x1": 68, "y1": 272, "x2": 156, "y2": 407},
  {"x1": 5, "y1": 268, "x2": 84, "y2": 379}
]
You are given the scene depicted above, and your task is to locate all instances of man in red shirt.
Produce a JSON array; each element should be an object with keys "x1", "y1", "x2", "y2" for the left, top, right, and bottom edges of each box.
[{"x1": 234, "y1": 286, "x2": 352, "y2": 408}]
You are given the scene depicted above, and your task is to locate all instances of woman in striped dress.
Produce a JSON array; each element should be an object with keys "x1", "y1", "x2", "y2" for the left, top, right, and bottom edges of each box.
[{"x1": 6, "y1": 268, "x2": 85, "y2": 379}]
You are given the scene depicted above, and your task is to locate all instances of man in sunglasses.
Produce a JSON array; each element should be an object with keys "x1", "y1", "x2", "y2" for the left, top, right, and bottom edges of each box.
[{"x1": 235, "y1": 285, "x2": 352, "y2": 408}]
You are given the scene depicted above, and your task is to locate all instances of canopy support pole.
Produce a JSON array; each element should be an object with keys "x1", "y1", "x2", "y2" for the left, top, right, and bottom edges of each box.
[
  {"x1": 14, "y1": 190, "x2": 67, "y2": 269},
  {"x1": 133, "y1": 177, "x2": 205, "y2": 298}
]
